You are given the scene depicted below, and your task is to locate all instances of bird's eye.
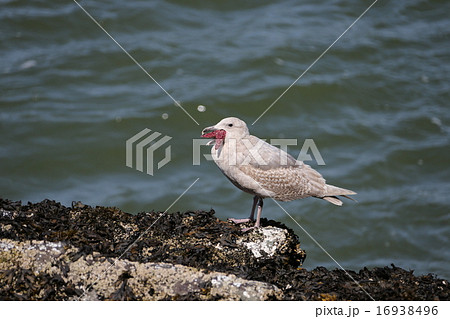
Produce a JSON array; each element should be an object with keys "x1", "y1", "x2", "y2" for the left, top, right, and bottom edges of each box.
[{"x1": 228, "y1": 123, "x2": 233, "y2": 127}]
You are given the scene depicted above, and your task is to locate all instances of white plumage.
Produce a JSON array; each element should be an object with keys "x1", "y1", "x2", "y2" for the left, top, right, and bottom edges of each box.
[{"x1": 201, "y1": 117, "x2": 356, "y2": 230}]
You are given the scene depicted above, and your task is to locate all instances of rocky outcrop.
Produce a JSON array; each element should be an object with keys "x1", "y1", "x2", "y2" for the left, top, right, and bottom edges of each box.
[
  {"x1": 0, "y1": 239, "x2": 282, "y2": 300},
  {"x1": 0, "y1": 199, "x2": 448, "y2": 300}
]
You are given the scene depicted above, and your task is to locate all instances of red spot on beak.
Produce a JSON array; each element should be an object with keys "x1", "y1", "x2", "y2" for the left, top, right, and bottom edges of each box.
[{"x1": 201, "y1": 129, "x2": 226, "y2": 150}]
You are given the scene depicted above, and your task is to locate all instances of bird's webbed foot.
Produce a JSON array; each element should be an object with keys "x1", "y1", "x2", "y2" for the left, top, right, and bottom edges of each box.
[{"x1": 228, "y1": 217, "x2": 253, "y2": 224}]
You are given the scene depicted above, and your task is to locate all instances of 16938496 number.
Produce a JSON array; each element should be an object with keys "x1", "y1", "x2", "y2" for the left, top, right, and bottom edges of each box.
[{"x1": 376, "y1": 306, "x2": 438, "y2": 316}]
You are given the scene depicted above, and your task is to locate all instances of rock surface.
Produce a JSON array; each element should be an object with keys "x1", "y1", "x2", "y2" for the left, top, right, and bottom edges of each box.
[
  {"x1": 0, "y1": 198, "x2": 448, "y2": 300},
  {"x1": 0, "y1": 239, "x2": 281, "y2": 300}
]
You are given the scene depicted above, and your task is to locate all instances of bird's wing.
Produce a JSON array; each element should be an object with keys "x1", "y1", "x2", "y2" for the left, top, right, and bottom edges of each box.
[
  {"x1": 238, "y1": 163, "x2": 327, "y2": 201},
  {"x1": 235, "y1": 135, "x2": 327, "y2": 200},
  {"x1": 236, "y1": 135, "x2": 298, "y2": 170}
]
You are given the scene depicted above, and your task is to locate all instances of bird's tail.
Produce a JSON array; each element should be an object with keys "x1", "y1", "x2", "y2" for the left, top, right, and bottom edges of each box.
[{"x1": 321, "y1": 184, "x2": 357, "y2": 206}]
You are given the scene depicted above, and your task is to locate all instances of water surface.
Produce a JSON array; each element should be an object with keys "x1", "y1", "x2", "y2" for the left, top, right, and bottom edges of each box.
[{"x1": 1, "y1": 0, "x2": 449, "y2": 279}]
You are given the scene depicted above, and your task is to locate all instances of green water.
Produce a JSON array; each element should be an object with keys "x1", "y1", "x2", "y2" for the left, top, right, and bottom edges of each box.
[{"x1": 1, "y1": 0, "x2": 449, "y2": 279}]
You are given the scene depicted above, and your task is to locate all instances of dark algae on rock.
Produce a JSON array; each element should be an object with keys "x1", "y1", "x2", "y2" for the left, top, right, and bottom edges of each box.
[{"x1": 0, "y1": 198, "x2": 448, "y2": 300}]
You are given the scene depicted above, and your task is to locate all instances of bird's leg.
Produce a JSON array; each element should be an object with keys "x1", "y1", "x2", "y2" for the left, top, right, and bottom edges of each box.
[
  {"x1": 228, "y1": 195, "x2": 258, "y2": 224},
  {"x1": 254, "y1": 197, "x2": 264, "y2": 228},
  {"x1": 242, "y1": 197, "x2": 264, "y2": 232},
  {"x1": 249, "y1": 195, "x2": 258, "y2": 221}
]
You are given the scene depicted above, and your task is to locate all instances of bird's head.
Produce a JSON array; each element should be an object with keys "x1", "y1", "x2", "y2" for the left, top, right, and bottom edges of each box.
[{"x1": 201, "y1": 117, "x2": 249, "y2": 149}]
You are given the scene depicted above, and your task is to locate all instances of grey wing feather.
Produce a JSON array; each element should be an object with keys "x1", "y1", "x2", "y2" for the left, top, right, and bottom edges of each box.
[
  {"x1": 239, "y1": 160, "x2": 328, "y2": 201},
  {"x1": 241, "y1": 135, "x2": 298, "y2": 169},
  {"x1": 235, "y1": 135, "x2": 356, "y2": 203}
]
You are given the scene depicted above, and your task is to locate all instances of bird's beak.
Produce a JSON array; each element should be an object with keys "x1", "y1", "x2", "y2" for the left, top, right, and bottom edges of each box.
[
  {"x1": 201, "y1": 126, "x2": 227, "y2": 149},
  {"x1": 201, "y1": 126, "x2": 216, "y2": 137}
]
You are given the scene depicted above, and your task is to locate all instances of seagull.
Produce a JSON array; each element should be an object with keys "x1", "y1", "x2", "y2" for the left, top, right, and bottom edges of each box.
[{"x1": 201, "y1": 117, "x2": 356, "y2": 231}]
